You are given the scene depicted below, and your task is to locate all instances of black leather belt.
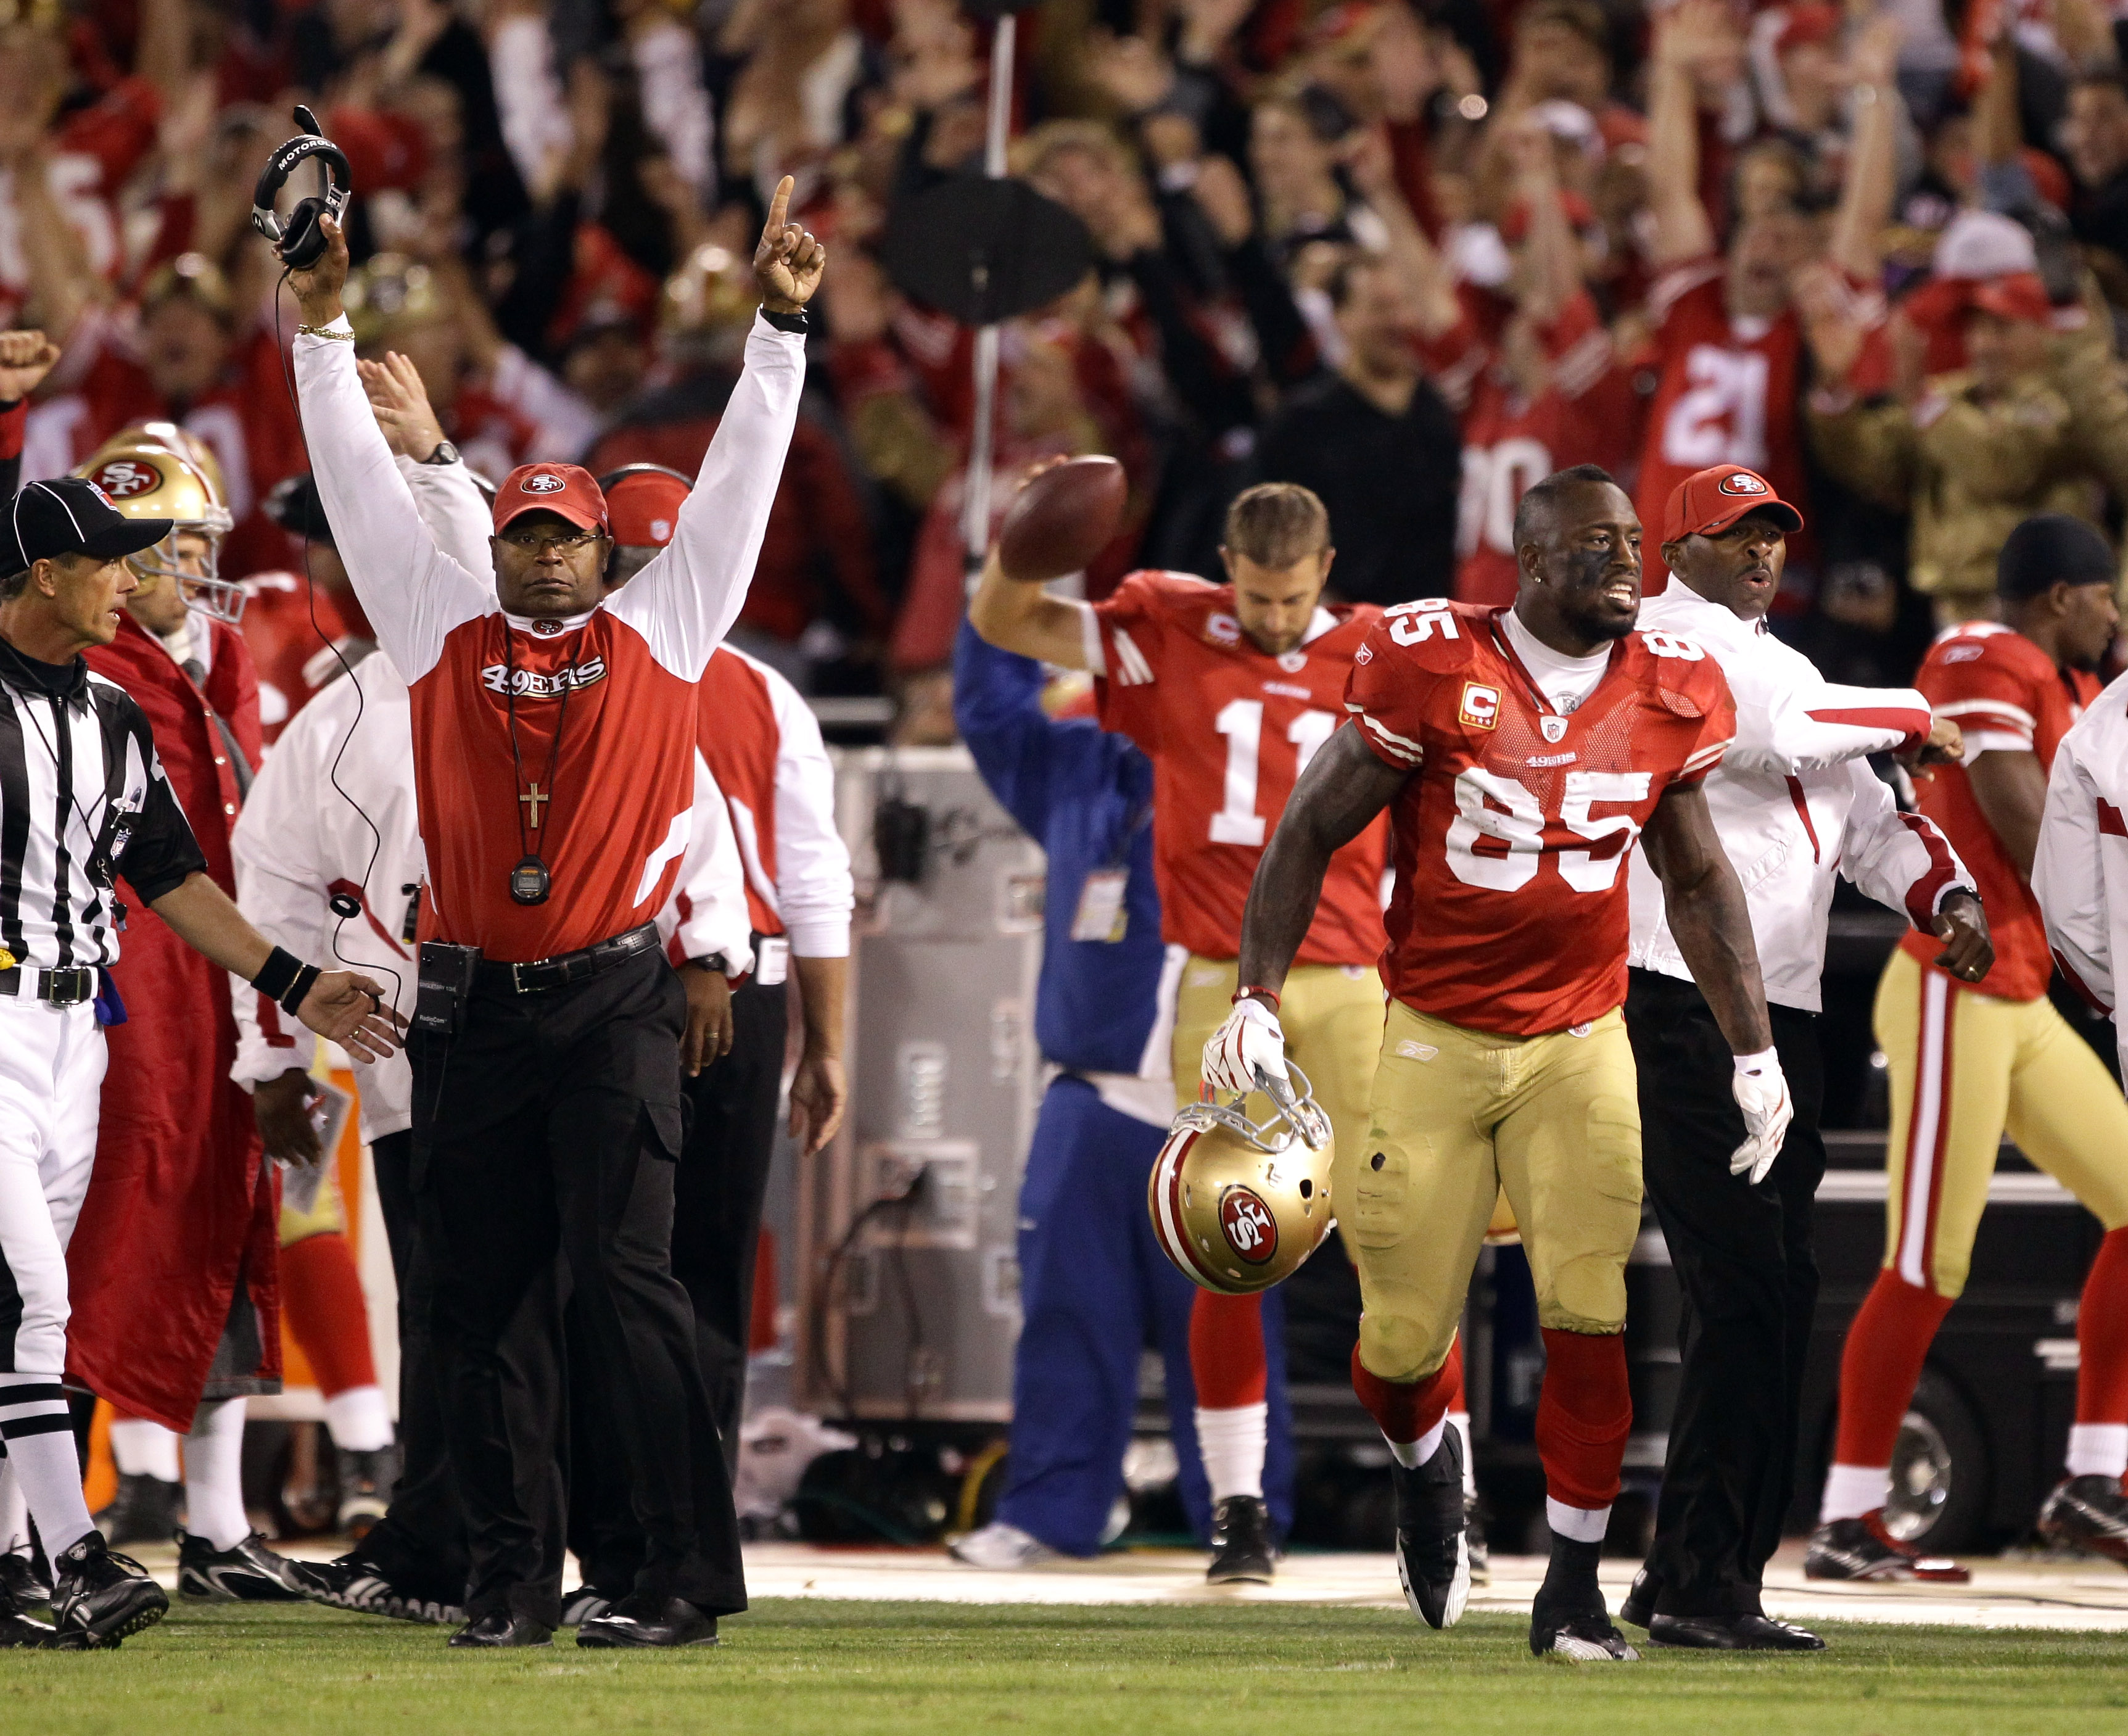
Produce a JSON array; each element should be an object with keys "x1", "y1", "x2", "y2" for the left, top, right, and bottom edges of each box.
[
  {"x1": 0, "y1": 964, "x2": 97, "y2": 1006},
  {"x1": 474, "y1": 922, "x2": 662, "y2": 996}
]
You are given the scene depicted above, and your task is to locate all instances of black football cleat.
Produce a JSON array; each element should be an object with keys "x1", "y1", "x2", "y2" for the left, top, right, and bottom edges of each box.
[
  {"x1": 0, "y1": 1608, "x2": 57, "y2": 1648},
  {"x1": 576, "y1": 1593, "x2": 719, "y2": 1648},
  {"x1": 1647, "y1": 1612, "x2": 1825, "y2": 1651},
  {"x1": 303, "y1": 1551, "x2": 464, "y2": 1625},
  {"x1": 1804, "y1": 1513, "x2": 1969, "y2": 1582},
  {"x1": 93, "y1": 1472, "x2": 183, "y2": 1548},
  {"x1": 335, "y1": 1446, "x2": 397, "y2": 1539},
  {"x1": 2037, "y1": 1474, "x2": 2128, "y2": 1564},
  {"x1": 1206, "y1": 1496, "x2": 1276, "y2": 1585},
  {"x1": 448, "y1": 1610, "x2": 553, "y2": 1648},
  {"x1": 176, "y1": 1529, "x2": 324, "y2": 1603},
  {"x1": 1391, "y1": 1428, "x2": 1469, "y2": 1629},
  {"x1": 49, "y1": 1531, "x2": 167, "y2": 1649},
  {"x1": 1532, "y1": 1605, "x2": 1641, "y2": 1661},
  {"x1": 0, "y1": 1550, "x2": 52, "y2": 1610},
  {"x1": 1464, "y1": 1492, "x2": 1490, "y2": 1587},
  {"x1": 560, "y1": 1584, "x2": 619, "y2": 1626}
]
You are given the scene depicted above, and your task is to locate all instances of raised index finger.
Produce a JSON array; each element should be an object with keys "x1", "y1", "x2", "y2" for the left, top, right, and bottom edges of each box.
[{"x1": 763, "y1": 175, "x2": 794, "y2": 241}]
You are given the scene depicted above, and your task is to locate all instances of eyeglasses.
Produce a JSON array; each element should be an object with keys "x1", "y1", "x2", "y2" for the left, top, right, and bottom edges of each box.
[{"x1": 497, "y1": 527, "x2": 606, "y2": 554}]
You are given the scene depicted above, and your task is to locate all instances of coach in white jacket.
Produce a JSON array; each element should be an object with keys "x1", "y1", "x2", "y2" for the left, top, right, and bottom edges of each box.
[{"x1": 1617, "y1": 465, "x2": 1991, "y2": 1651}]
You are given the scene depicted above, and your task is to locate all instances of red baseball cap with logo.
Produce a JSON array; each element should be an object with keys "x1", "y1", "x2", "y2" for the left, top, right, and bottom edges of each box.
[
  {"x1": 1662, "y1": 465, "x2": 1805, "y2": 545},
  {"x1": 598, "y1": 465, "x2": 691, "y2": 549},
  {"x1": 493, "y1": 463, "x2": 609, "y2": 534}
]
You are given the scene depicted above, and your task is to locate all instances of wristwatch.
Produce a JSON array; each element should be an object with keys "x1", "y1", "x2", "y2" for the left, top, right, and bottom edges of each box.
[
  {"x1": 420, "y1": 440, "x2": 461, "y2": 466},
  {"x1": 692, "y1": 951, "x2": 732, "y2": 976}
]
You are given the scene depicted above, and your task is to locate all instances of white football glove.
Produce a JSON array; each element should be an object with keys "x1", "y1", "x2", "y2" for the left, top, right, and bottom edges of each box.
[
  {"x1": 1730, "y1": 1049, "x2": 1794, "y2": 1185},
  {"x1": 1202, "y1": 997, "x2": 1289, "y2": 1099}
]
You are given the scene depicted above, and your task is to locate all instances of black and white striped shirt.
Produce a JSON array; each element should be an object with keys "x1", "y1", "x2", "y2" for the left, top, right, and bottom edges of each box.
[{"x1": 0, "y1": 643, "x2": 206, "y2": 970}]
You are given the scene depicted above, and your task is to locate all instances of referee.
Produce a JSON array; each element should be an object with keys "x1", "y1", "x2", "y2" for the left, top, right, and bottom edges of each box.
[
  {"x1": 1619, "y1": 466, "x2": 1991, "y2": 1649},
  {"x1": 287, "y1": 186, "x2": 821, "y2": 1650},
  {"x1": 0, "y1": 476, "x2": 398, "y2": 1648}
]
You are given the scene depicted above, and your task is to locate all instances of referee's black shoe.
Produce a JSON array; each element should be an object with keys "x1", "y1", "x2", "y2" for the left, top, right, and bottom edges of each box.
[
  {"x1": 1391, "y1": 1428, "x2": 1469, "y2": 1628},
  {"x1": 448, "y1": 1611, "x2": 553, "y2": 1648},
  {"x1": 577, "y1": 1593, "x2": 719, "y2": 1648},
  {"x1": 1647, "y1": 1612, "x2": 1825, "y2": 1651},
  {"x1": 49, "y1": 1532, "x2": 167, "y2": 1649},
  {"x1": 176, "y1": 1529, "x2": 325, "y2": 1602},
  {"x1": 1206, "y1": 1497, "x2": 1276, "y2": 1584}
]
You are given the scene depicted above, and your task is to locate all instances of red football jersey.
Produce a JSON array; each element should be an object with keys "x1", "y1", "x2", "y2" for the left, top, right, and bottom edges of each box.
[
  {"x1": 1435, "y1": 296, "x2": 1641, "y2": 608},
  {"x1": 1633, "y1": 259, "x2": 1813, "y2": 588},
  {"x1": 1092, "y1": 571, "x2": 1388, "y2": 967},
  {"x1": 1899, "y1": 622, "x2": 2099, "y2": 1002},
  {"x1": 1345, "y1": 598, "x2": 1737, "y2": 1035}
]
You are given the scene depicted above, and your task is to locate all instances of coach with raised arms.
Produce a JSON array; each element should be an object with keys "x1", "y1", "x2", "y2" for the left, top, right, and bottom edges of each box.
[{"x1": 283, "y1": 183, "x2": 822, "y2": 1650}]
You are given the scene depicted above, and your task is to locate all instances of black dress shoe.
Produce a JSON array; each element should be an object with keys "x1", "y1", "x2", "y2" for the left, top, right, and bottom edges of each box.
[
  {"x1": 577, "y1": 1593, "x2": 718, "y2": 1648},
  {"x1": 1647, "y1": 1612, "x2": 1826, "y2": 1651},
  {"x1": 1618, "y1": 1565, "x2": 1659, "y2": 1629},
  {"x1": 448, "y1": 1611, "x2": 553, "y2": 1648}
]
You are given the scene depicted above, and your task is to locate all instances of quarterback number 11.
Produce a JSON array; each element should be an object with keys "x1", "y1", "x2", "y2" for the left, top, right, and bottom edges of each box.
[{"x1": 1210, "y1": 700, "x2": 1339, "y2": 846}]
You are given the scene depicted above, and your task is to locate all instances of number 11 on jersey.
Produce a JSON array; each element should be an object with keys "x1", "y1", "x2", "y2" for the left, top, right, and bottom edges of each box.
[{"x1": 1210, "y1": 700, "x2": 1338, "y2": 846}]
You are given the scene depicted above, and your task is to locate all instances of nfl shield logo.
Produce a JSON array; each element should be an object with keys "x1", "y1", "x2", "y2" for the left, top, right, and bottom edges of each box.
[{"x1": 1541, "y1": 716, "x2": 1569, "y2": 744}]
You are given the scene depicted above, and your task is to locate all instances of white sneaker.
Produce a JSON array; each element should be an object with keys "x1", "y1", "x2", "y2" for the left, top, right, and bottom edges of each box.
[{"x1": 948, "y1": 1522, "x2": 1059, "y2": 1569}]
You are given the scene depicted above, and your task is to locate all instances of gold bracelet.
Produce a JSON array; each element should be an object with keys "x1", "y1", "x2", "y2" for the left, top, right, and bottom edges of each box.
[{"x1": 297, "y1": 323, "x2": 354, "y2": 341}]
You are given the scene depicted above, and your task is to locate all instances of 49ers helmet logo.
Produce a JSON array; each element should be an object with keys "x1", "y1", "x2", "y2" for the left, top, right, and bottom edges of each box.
[
  {"x1": 1717, "y1": 471, "x2": 1769, "y2": 497},
  {"x1": 521, "y1": 473, "x2": 566, "y2": 494},
  {"x1": 1220, "y1": 1187, "x2": 1279, "y2": 1264},
  {"x1": 90, "y1": 458, "x2": 164, "y2": 499}
]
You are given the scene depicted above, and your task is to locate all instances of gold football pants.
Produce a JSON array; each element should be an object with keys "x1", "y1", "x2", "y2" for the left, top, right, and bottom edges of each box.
[
  {"x1": 1169, "y1": 953, "x2": 1384, "y2": 1167},
  {"x1": 1346, "y1": 1000, "x2": 1642, "y2": 1383},
  {"x1": 1874, "y1": 948, "x2": 2128, "y2": 1299}
]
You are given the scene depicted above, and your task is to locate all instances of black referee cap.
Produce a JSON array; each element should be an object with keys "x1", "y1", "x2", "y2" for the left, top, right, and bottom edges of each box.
[
  {"x1": 1998, "y1": 513, "x2": 2118, "y2": 600},
  {"x1": 1, "y1": 477, "x2": 172, "y2": 576}
]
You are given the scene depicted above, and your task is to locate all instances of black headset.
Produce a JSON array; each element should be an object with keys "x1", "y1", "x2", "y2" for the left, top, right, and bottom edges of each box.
[{"x1": 250, "y1": 105, "x2": 353, "y2": 270}]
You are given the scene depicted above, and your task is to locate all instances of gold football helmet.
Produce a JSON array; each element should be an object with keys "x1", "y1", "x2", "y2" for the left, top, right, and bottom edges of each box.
[
  {"x1": 75, "y1": 437, "x2": 243, "y2": 624},
  {"x1": 1149, "y1": 1065, "x2": 1335, "y2": 1295}
]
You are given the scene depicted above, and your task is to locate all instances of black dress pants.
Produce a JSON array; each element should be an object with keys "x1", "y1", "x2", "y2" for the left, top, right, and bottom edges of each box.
[
  {"x1": 570, "y1": 974, "x2": 787, "y2": 1593},
  {"x1": 411, "y1": 948, "x2": 743, "y2": 1626},
  {"x1": 1624, "y1": 969, "x2": 1827, "y2": 1619}
]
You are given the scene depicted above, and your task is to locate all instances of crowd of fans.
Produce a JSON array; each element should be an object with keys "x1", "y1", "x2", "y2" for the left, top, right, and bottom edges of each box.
[{"x1": 10, "y1": 0, "x2": 2128, "y2": 738}]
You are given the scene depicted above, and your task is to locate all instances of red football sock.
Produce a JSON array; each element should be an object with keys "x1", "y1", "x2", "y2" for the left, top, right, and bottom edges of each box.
[
  {"x1": 1535, "y1": 1328, "x2": 1631, "y2": 1512},
  {"x1": 279, "y1": 1232, "x2": 377, "y2": 1399},
  {"x1": 1350, "y1": 1341, "x2": 1462, "y2": 1447},
  {"x1": 1445, "y1": 1352, "x2": 1467, "y2": 1414},
  {"x1": 1189, "y1": 1289, "x2": 1268, "y2": 1408},
  {"x1": 1833, "y1": 1269, "x2": 1955, "y2": 1468},
  {"x1": 2077, "y1": 1228, "x2": 2128, "y2": 1424}
]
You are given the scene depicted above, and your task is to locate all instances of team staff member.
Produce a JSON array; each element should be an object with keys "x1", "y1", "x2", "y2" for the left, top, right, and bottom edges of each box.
[
  {"x1": 970, "y1": 482, "x2": 1378, "y2": 1583},
  {"x1": 287, "y1": 186, "x2": 819, "y2": 1650},
  {"x1": 0, "y1": 476, "x2": 397, "y2": 1648},
  {"x1": 1620, "y1": 466, "x2": 1986, "y2": 1650},
  {"x1": 1808, "y1": 515, "x2": 2128, "y2": 1579},
  {"x1": 947, "y1": 611, "x2": 1239, "y2": 1567},
  {"x1": 1205, "y1": 466, "x2": 1791, "y2": 1663}
]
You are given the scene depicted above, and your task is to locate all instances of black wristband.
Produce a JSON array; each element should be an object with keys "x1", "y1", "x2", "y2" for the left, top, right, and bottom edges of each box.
[
  {"x1": 280, "y1": 964, "x2": 323, "y2": 1015},
  {"x1": 251, "y1": 946, "x2": 303, "y2": 1002},
  {"x1": 761, "y1": 308, "x2": 809, "y2": 334}
]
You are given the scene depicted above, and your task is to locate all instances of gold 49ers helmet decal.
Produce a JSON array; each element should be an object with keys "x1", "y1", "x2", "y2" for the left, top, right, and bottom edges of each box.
[
  {"x1": 1149, "y1": 1064, "x2": 1335, "y2": 1294},
  {"x1": 75, "y1": 437, "x2": 244, "y2": 624}
]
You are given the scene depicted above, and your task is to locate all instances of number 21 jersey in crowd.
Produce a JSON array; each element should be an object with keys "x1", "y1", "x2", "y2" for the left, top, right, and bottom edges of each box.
[
  {"x1": 1089, "y1": 570, "x2": 1387, "y2": 967},
  {"x1": 1344, "y1": 598, "x2": 1737, "y2": 1034}
]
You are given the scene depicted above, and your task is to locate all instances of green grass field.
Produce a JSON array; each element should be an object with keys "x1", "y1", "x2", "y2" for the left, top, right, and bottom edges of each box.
[{"x1": 4, "y1": 1602, "x2": 2126, "y2": 1736}]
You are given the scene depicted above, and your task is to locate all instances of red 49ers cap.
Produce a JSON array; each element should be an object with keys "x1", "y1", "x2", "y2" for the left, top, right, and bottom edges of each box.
[
  {"x1": 493, "y1": 463, "x2": 609, "y2": 534},
  {"x1": 598, "y1": 464, "x2": 691, "y2": 549},
  {"x1": 1662, "y1": 465, "x2": 1805, "y2": 545}
]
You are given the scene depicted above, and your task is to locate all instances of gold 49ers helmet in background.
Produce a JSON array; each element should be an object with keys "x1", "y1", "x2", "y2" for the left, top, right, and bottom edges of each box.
[
  {"x1": 1149, "y1": 1065, "x2": 1335, "y2": 1295},
  {"x1": 74, "y1": 434, "x2": 244, "y2": 624}
]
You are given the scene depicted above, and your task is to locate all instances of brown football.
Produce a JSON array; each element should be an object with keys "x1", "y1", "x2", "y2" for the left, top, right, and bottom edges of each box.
[{"x1": 996, "y1": 455, "x2": 1127, "y2": 582}]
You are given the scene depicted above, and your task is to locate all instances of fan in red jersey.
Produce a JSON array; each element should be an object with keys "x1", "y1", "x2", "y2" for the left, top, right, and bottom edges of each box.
[
  {"x1": 1632, "y1": 0, "x2": 1894, "y2": 593},
  {"x1": 1202, "y1": 465, "x2": 1789, "y2": 1661},
  {"x1": 971, "y1": 479, "x2": 1388, "y2": 1586}
]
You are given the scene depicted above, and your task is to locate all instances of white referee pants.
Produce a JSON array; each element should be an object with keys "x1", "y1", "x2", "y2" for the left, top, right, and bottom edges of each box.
[{"x1": 0, "y1": 997, "x2": 105, "y2": 1378}]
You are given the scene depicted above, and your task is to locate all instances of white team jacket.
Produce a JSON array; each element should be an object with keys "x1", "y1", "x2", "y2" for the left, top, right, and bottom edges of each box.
[
  {"x1": 400, "y1": 454, "x2": 847, "y2": 967},
  {"x1": 2035, "y1": 671, "x2": 2128, "y2": 1078},
  {"x1": 1627, "y1": 586, "x2": 1974, "y2": 1013}
]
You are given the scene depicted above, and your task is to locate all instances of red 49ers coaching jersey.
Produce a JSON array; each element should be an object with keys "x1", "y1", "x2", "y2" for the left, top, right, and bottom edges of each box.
[
  {"x1": 1345, "y1": 598, "x2": 1737, "y2": 1035},
  {"x1": 1091, "y1": 570, "x2": 1388, "y2": 967},
  {"x1": 293, "y1": 314, "x2": 805, "y2": 962}
]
